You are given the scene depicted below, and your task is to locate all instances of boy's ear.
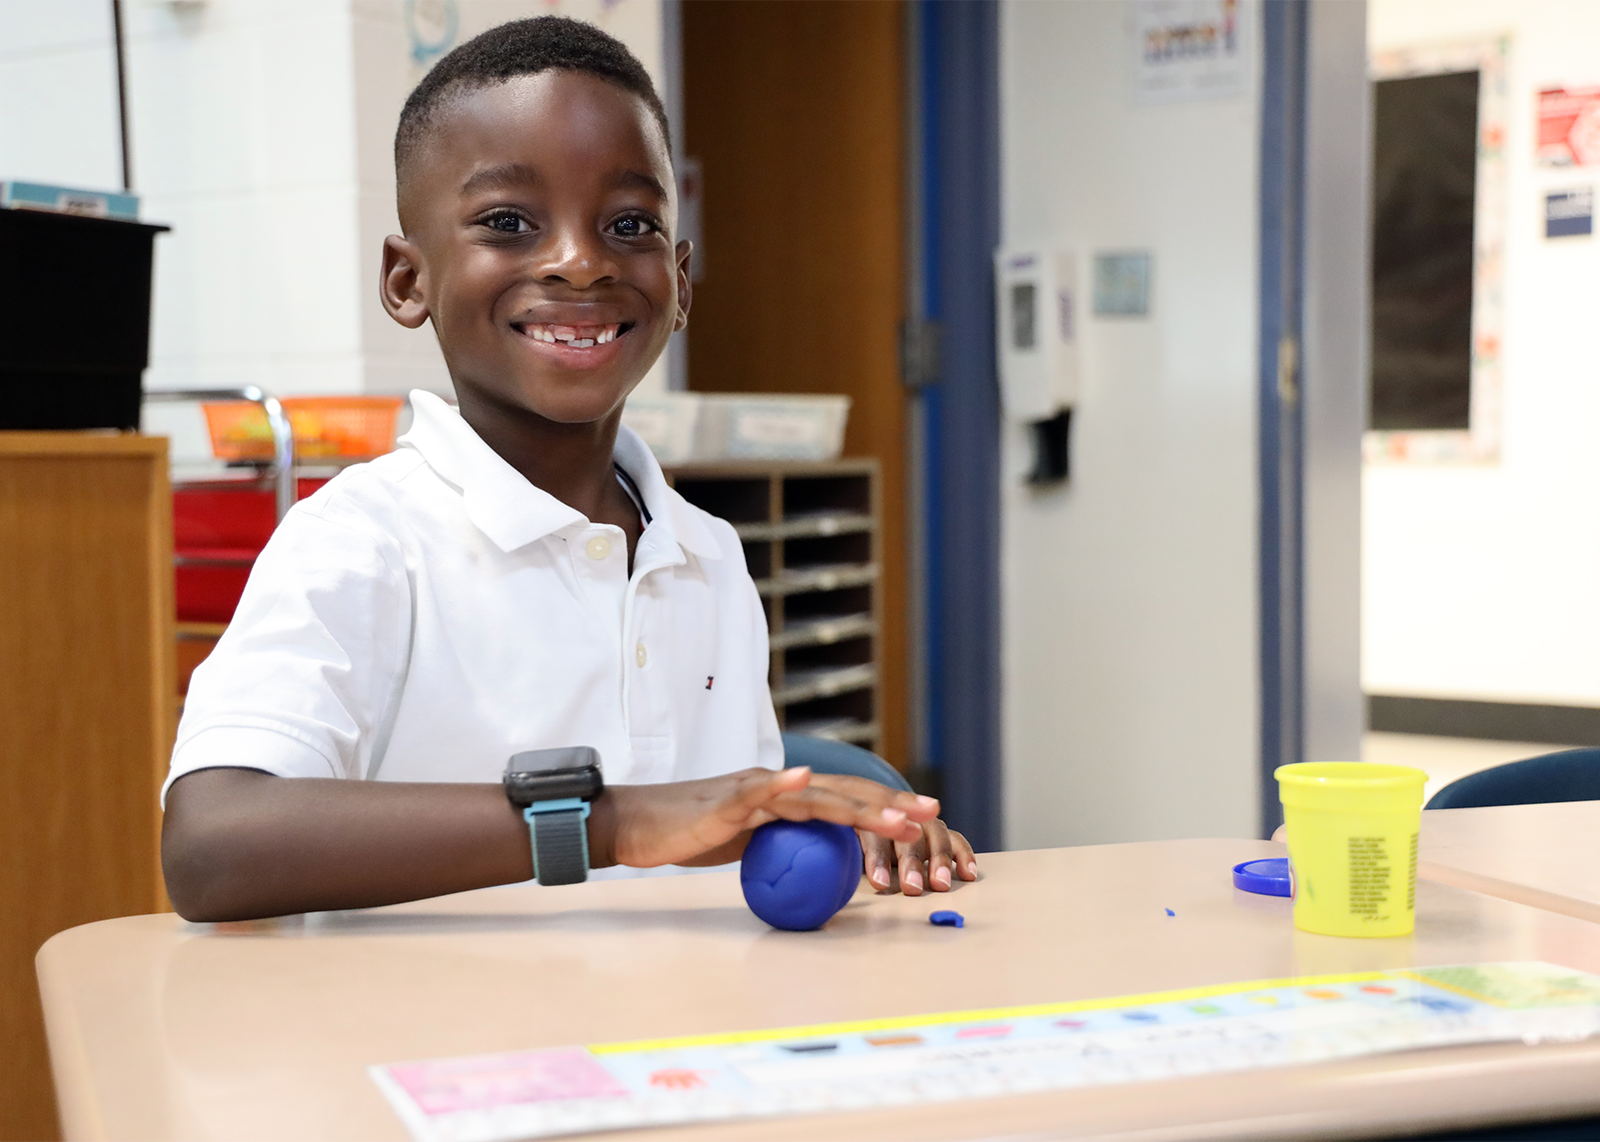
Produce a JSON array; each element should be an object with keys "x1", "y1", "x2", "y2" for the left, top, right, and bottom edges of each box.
[
  {"x1": 673, "y1": 239, "x2": 693, "y2": 333},
  {"x1": 380, "y1": 235, "x2": 431, "y2": 329}
]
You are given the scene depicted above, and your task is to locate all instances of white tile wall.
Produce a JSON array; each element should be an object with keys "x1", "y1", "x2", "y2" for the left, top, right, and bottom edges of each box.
[
  {"x1": 0, "y1": 0, "x2": 114, "y2": 56},
  {"x1": 0, "y1": 0, "x2": 122, "y2": 191},
  {"x1": 121, "y1": 1, "x2": 362, "y2": 395}
]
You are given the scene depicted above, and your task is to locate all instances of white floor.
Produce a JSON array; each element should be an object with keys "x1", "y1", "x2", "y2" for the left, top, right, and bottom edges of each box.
[{"x1": 1362, "y1": 732, "x2": 1582, "y2": 803}]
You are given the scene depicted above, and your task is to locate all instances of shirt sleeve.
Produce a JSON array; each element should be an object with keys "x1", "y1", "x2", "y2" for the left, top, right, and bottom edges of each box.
[{"x1": 163, "y1": 503, "x2": 412, "y2": 804}]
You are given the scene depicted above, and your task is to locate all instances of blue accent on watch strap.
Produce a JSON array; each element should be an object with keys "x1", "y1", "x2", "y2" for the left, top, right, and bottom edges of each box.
[
  {"x1": 523, "y1": 799, "x2": 592, "y2": 886},
  {"x1": 526, "y1": 797, "x2": 589, "y2": 816}
]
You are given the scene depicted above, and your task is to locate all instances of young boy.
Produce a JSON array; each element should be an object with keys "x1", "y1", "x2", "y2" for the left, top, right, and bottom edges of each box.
[{"x1": 161, "y1": 16, "x2": 976, "y2": 922}]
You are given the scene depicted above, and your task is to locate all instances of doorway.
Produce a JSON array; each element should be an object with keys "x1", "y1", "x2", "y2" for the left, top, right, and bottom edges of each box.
[{"x1": 681, "y1": 1, "x2": 911, "y2": 770}]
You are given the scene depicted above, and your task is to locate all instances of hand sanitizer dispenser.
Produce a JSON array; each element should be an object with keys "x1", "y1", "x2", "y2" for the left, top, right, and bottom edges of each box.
[{"x1": 995, "y1": 249, "x2": 1078, "y2": 482}]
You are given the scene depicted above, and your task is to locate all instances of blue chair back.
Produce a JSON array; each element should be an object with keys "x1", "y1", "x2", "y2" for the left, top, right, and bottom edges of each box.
[
  {"x1": 781, "y1": 732, "x2": 912, "y2": 793},
  {"x1": 1425, "y1": 748, "x2": 1600, "y2": 810}
]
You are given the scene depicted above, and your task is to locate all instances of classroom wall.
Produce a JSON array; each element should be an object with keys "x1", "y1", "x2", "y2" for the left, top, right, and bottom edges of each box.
[
  {"x1": 1365, "y1": 0, "x2": 1600, "y2": 708},
  {"x1": 123, "y1": 1, "x2": 368, "y2": 397},
  {"x1": 997, "y1": 0, "x2": 1262, "y2": 847},
  {"x1": 0, "y1": 0, "x2": 667, "y2": 404},
  {"x1": 0, "y1": 0, "x2": 123, "y2": 192}
]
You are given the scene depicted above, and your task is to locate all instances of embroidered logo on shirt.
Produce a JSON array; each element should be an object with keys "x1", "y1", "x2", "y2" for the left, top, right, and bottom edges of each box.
[{"x1": 706, "y1": 676, "x2": 714, "y2": 690}]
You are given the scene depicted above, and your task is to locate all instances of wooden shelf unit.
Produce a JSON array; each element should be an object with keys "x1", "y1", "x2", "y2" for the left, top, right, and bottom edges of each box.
[
  {"x1": 664, "y1": 459, "x2": 883, "y2": 754},
  {"x1": 0, "y1": 432, "x2": 175, "y2": 1142}
]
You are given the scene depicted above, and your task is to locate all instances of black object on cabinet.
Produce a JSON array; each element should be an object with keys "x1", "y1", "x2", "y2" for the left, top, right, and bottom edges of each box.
[{"x1": 0, "y1": 207, "x2": 168, "y2": 430}]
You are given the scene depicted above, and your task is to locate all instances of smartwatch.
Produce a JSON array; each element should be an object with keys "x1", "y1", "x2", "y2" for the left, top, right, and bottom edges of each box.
[{"x1": 503, "y1": 746, "x2": 604, "y2": 886}]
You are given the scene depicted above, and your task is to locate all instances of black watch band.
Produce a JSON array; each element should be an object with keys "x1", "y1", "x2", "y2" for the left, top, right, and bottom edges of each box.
[
  {"x1": 524, "y1": 799, "x2": 592, "y2": 886},
  {"x1": 504, "y1": 749, "x2": 603, "y2": 887}
]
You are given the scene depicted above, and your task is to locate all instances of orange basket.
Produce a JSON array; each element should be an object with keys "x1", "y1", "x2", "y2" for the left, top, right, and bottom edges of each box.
[{"x1": 202, "y1": 396, "x2": 405, "y2": 462}]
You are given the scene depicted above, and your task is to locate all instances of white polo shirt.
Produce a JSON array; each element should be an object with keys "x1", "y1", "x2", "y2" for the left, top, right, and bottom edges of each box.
[{"x1": 167, "y1": 390, "x2": 783, "y2": 805}]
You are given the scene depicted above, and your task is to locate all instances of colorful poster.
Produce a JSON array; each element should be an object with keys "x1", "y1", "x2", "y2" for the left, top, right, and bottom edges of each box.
[
  {"x1": 1538, "y1": 87, "x2": 1600, "y2": 167},
  {"x1": 1131, "y1": 0, "x2": 1249, "y2": 104},
  {"x1": 371, "y1": 962, "x2": 1600, "y2": 1142}
]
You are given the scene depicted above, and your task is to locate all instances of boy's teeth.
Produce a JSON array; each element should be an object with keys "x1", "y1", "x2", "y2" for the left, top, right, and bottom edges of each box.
[{"x1": 526, "y1": 323, "x2": 621, "y2": 346}]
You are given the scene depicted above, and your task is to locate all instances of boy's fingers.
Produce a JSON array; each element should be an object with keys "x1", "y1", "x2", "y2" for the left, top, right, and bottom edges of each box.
[
  {"x1": 950, "y1": 828, "x2": 979, "y2": 881},
  {"x1": 766, "y1": 781, "x2": 927, "y2": 842},
  {"x1": 723, "y1": 772, "x2": 934, "y2": 858},
  {"x1": 805, "y1": 776, "x2": 939, "y2": 822},
  {"x1": 860, "y1": 831, "x2": 895, "y2": 892},
  {"x1": 895, "y1": 831, "x2": 931, "y2": 896},
  {"x1": 920, "y1": 819, "x2": 957, "y2": 891},
  {"x1": 764, "y1": 786, "x2": 921, "y2": 838},
  {"x1": 892, "y1": 822, "x2": 971, "y2": 894}
]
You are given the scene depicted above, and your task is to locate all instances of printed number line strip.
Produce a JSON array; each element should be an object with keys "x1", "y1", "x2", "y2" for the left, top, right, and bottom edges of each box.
[{"x1": 587, "y1": 969, "x2": 1403, "y2": 1056}]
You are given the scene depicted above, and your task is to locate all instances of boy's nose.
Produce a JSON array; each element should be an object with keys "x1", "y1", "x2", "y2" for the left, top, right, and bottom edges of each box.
[{"x1": 536, "y1": 230, "x2": 617, "y2": 289}]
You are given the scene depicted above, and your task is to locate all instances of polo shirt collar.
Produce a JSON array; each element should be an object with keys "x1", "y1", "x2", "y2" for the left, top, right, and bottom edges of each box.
[
  {"x1": 399, "y1": 390, "x2": 723, "y2": 561},
  {"x1": 609, "y1": 411, "x2": 723, "y2": 560}
]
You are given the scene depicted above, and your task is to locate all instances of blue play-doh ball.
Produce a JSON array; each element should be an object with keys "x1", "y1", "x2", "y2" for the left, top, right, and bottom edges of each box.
[{"x1": 740, "y1": 819, "x2": 863, "y2": 931}]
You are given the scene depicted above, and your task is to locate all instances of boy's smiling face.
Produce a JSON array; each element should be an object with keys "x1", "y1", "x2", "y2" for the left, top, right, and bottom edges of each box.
[{"x1": 382, "y1": 70, "x2": 687, "y2": 426}]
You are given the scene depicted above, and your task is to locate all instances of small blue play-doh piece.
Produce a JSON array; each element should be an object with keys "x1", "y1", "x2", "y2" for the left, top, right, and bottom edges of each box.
[
  {"x1": 741, "y1": 820, "x2": 863, "y2": 931},
  {"x1": 929, "y1": 910, "x2": 964, "y2": 928}
]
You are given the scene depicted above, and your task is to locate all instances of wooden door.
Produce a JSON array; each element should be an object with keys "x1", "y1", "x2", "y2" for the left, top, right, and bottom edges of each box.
[{"x1": 683, "y1": 0, "x2": 910, "y2": 770}]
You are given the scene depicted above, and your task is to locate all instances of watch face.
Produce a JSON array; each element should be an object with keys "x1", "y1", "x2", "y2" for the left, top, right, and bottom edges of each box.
[
  {"x1": 504, "y1": 747, "x2": 604, "y2": 807},
  {"x1": 505, "y1": 746, "x2": 601, "y2": 776}
]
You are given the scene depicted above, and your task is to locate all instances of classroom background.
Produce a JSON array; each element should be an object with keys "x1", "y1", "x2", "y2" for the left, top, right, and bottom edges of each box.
[
  {"x1": 4, "y1": 1, "x2": 1600, "y2": 1137},
  {"x1": 6, "y1": 0, "x2": 1600, "y2": 929}
]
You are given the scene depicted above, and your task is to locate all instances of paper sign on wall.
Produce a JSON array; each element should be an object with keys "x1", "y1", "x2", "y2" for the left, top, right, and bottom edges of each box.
[
  {"x1": 1546, "y1": 188, "x2": 1594, "y2": 239},
  {"x1": 1132, "y1": 0, "x2": 1249, "y2": 104},
  {"x1": 1538, "y1": 88, "x2": 1600, "y2": 167},
  {"x1": 1093, "y1": 253, "x2": 1153, "y2": 318}
]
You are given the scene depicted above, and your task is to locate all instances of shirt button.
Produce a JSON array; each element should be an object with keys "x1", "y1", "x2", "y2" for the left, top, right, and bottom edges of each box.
[
  {"x1": 586, "y1": 536, "x2": 612, "y2": 561},
  {"x1": 635, "y1": 641, "x2": 648, "y2": 667}
]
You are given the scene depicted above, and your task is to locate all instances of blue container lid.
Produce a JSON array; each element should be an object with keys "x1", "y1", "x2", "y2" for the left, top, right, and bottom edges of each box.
[{"x1": 1232, "y1": 857, "x2": 1291, "y2": 897}]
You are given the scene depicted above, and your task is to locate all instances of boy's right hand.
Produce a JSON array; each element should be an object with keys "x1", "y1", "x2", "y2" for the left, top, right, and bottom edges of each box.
[{"x1": 597, "y1": 766, "x2": 938, "y2": 870}]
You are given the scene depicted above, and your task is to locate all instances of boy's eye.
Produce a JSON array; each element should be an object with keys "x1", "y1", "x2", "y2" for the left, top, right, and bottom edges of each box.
[
  {"x1": 610, "y1": 214, "x2": 661, "y2": 240},
  {"x1": 481, "y1": 210, "x2": 530, "y2": 235}
]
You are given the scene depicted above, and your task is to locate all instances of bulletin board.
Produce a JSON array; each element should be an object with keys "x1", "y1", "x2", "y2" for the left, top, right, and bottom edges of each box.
[{"x1": 1366, "y1": 38, "x2": 1509, "y2": 466}]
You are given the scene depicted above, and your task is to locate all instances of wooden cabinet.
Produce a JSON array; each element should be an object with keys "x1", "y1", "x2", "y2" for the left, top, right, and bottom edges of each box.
[
  {"x1": 667, "y1": 459, "x2": 886, "y2": 758},
  {"x1": 0, "y1": 434, "x2": 173, "y2": 1142}
]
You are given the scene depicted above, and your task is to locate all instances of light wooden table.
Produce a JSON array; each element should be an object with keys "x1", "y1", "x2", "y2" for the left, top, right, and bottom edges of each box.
[
  {"x1": 1419, "y1": 800, "x2": 1600, "y2": 924},
  {"x1": 37, "y1": 839, "x2": 1600, "y2": 1142}
]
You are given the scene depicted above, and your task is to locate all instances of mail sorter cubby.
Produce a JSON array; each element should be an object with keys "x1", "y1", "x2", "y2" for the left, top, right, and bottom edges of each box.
[{"x1": 663, "y1": 459, "x2": 882, "y2": 756}]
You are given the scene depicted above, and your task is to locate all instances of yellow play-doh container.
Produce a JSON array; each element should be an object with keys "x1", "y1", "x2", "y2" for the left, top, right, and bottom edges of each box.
[{"x1": 1275, "y1": 762, "x2": 1427, "y2": 938}]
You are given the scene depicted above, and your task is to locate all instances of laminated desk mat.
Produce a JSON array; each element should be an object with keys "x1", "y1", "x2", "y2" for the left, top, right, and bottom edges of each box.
[{"x1": 370, "y1": 961, "x2": 1600, "y2": 1142}]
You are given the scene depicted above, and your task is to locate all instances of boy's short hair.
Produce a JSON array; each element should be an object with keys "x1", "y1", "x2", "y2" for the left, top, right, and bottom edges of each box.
[{"x1": 394, "y1": 16, "x2": 671, "y2": 188}]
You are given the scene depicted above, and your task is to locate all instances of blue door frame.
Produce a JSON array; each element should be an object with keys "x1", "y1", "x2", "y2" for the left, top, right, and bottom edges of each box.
[
  {"x1": 1258, "y1": 0, "x2": 1310, "y2": 836},
  {"x1": 910, "y1": 0, "x2": 1002, "y2": 852}
]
